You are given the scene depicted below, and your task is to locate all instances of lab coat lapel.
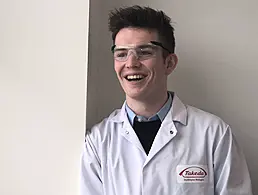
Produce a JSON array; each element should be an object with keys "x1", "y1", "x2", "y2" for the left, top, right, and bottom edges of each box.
[
  {"x1": 122, "y1": 119, "x2": 146, "y2": 154},
  {"x1": 144, "y1": 110, "x2": 177, "y2": 165},
  {"x1": 110, "y1": 102, "x2": 146, "y2": 154},
  {"x1": 144, "y1": 94, "x2": 187, "y2": 166},
  {"x1": 110, "y1": 94, "x2": 187, "y2": 163}
]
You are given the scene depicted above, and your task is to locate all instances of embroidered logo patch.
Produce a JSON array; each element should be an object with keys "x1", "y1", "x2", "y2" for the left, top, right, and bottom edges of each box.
[{"x1": 177, "y1": 165, "x2": 208, "y2": 183}]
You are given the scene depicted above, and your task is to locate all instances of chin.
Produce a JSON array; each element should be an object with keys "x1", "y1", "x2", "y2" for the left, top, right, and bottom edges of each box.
[{"x1": 125, "y1": 90, "x2": 148, "y2": 101}]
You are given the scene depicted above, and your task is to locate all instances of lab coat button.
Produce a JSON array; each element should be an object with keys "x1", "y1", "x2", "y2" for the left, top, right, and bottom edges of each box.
[
  {"x1": 126, "y1": 131, "x2": 129, "y2": 134},
  {"x1": 137, "y1": 118, "x2": 142, "y2": 122},
  {"x1": 170, "y1": 130, "x2": 173, "y2": 134}
]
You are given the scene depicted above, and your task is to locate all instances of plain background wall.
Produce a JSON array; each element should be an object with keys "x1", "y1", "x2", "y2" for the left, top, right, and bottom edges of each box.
[
  {"x1": 0, "y1": 0, "x2": 89, "y2": 194},
  {"x1": 86, "y1": 0, "x2": 124, "y2": 128},
  {"x1": 87, "y1": 0, "x2": 258, "y2": 194}
]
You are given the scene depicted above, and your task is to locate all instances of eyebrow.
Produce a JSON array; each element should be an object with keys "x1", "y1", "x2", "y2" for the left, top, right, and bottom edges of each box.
[
  {"x1": 137, "y1": 44, "x2": 154, "y2": 49},
  {"x1": 113, "y1": 48, "x2": 128, "y2": 51},
  {"x1": 112, "y1": 43, "x2": 154, "y2": 52},
  {"x1": 112, "y1": 45, "x2": 130, "y2": 52},
  {"x1": 150, "y1": 41, "x2": 171, "y2": 53}
]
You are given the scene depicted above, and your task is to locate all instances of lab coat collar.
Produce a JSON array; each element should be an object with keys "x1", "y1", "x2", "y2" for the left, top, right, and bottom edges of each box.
[{"x1": 109, "y1": 92, "x2": 187, "y2": 126}]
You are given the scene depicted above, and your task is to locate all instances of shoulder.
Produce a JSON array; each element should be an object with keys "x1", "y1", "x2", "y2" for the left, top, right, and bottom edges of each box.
[
  {"x1": 84, "y1": 107, "x2": 125, "y2": 159},
  {"x1": 185, "y1": 104, "x2": 231, "y2": 139},
  {"x1": 175, "y1": 104, "x2": 235, "y2": 153},
  {"x1": 86, "y1": 108, "x2": 122, "y2": 142},
  {"x1": 186, "y1": 105, "x2": 225, "y2": 125}
]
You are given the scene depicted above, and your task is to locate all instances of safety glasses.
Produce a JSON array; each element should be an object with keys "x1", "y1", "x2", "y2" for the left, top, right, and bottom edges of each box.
[{"x1": 111, "y1": 41, "x2": 171, "y2": 62}]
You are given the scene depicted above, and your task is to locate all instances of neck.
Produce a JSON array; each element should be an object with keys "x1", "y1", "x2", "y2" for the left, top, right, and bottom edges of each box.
[{"x1": 126, "y1": 91, "x2": 168, "y2": 118}]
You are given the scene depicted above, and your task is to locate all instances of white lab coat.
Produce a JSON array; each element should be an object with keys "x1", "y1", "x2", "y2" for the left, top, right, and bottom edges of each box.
[{"x1": 81, "y1": 93, "x2": 253, "y2": 195}]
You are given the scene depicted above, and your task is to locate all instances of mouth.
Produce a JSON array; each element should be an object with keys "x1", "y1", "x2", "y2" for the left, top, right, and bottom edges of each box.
[{"x1": 125, "y1": 74, "x2": 146, "y2": 82}]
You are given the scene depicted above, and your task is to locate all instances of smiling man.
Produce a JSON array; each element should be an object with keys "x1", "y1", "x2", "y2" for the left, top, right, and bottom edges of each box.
[
  {"x1": 113, "y1": 27, "x2": 177, "y2": 120},
  {"x1": 80, "y1": 6, "x2": 253, "y2": 195}
]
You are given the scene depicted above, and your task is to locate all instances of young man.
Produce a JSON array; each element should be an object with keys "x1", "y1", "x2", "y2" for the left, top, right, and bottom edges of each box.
[{"x1": 81, "y1": 6, "x2": 253, "y2": 195}]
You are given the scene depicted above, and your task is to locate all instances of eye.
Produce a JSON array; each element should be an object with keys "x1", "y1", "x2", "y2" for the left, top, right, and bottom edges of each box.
[
  {"x1": 138, "y1": 48, "x2": 155, "y2": 56},
  {"x1": 114, "y1": 50, "x2": 128, "y2": 58}
]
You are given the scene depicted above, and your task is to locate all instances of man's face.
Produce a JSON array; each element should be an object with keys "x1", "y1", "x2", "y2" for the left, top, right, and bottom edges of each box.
[{"x1": 114, "y1": 28, "x2": 177, "y2": 101}]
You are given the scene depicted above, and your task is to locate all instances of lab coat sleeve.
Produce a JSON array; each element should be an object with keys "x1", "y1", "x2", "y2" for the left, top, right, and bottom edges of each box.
[
  {"x1": 80, "y1": 133, "x2": 103, "y2": 195},
  {"x1": 213, "y1": 125, "x2": 253, "y2": 195}
]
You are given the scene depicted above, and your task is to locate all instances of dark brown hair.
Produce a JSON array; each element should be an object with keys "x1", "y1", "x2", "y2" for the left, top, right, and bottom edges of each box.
[{"x1": 108, "y1": 5, "x2": 175, "y2": 54}]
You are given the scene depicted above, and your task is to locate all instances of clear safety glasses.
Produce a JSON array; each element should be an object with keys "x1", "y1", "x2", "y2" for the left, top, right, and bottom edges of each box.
[{"x1": 111, "y1": 41, "x2": 171, "y2": 62}]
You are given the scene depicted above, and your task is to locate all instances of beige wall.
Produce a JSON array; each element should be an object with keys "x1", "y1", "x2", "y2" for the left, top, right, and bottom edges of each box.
[
  {"x1": 0, "y1": 0, "x2": 89, "y2": 194},
  {"x1": 88, "y1": 0, "x2": 258, "y2": 193},
  {"x1": 86, "y1": 0, "x2": 124, "y2": 128}
]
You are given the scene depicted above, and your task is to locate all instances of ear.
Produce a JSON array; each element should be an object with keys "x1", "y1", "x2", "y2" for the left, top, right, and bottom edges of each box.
[{"x1": 165, "y1": 54, "x2": 178, "y2": 75}]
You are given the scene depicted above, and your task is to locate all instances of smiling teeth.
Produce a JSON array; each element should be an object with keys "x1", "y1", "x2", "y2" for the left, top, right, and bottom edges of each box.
[{"x1": 127, "y1": 75, "x2": 144, "y2": 80}]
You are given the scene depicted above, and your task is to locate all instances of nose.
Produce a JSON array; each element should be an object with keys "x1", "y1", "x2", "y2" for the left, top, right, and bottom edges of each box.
[{"x1": 125, "y1": 51, "x2": 140, "y2": 68}]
